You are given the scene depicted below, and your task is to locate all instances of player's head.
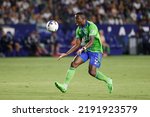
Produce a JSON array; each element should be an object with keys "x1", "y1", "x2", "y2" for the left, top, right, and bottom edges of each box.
[{"x1": 75, "y1": 12, "x2": 86, "y2": 26}]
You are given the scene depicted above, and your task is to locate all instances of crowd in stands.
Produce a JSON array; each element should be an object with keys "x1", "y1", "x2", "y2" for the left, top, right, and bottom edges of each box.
[
  {"x1": 0, "y1": 0, "x2": 149, "y2": 25},
  {"x1": 0, "y1": 27, "x2": 61, "y2": 57},
  {"x1": 0, "y1": 0, "x2": 150, "y2": 57}
]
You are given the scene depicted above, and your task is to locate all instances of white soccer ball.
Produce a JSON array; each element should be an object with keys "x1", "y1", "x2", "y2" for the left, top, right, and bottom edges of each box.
[{"x1": 46, "y1": 20, "x2": 59, "y2": 32}]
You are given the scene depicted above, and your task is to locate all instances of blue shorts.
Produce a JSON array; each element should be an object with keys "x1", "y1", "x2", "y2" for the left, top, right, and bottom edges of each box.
[{"x1": 79, "y1": 51, "x2": 103, "y2": 68}]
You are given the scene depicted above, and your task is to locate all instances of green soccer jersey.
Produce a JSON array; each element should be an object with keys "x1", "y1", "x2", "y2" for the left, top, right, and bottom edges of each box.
[{"x1": 75, "y1": 21, "x2": 103, "y2": 53}]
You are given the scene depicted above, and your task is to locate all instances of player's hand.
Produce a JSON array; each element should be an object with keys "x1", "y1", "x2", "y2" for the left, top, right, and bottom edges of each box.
[
  {"x1": 57, "y1": 53, "x2": 68, "y2": 60},
  {"x1": 77, "y1": 48, "x2": 83, "y2": 55}
]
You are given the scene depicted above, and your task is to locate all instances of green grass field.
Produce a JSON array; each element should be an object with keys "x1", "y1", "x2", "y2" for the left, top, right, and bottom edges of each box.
[{"x1": 0, "y1": 56, "x2": 150, "y2": 100}]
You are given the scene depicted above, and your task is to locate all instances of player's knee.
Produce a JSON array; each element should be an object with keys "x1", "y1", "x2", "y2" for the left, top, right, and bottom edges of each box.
[
  {"x1": 88, "y1": 70, "x2": 96, "y2": 77},
  {"x1": 71, "y1": 61, "x2": 79, "y2": 68}
]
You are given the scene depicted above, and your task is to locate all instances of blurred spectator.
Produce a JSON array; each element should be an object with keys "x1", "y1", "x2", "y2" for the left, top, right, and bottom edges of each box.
[
  {"x1": 48, "y1": 32, "x2": 60, "y2": 56},
  {"x1": 24, "y1": 30, "x2": 48, "y2": 56},
  {"x1": 0, "y1": 27, "x2": 5, "y2": 57},
  {"x1": 137, "y1": 25, "x2": 150, "y2": 54},
  {"x1": 0, "y1": 29, "x2": 13, "y2": 56},
  {"x1": 100, "y1": 30, "x2": 110, "y2": 57}
]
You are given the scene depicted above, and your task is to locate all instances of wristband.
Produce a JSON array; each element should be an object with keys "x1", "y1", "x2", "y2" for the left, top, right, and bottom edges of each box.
[{"x1": 83, "y1": 47, "x2": 87, "y2": 51}]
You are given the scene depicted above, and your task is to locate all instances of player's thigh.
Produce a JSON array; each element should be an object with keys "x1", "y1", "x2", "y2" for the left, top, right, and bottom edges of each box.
[
  {"x1": 71, "y1": 52, "x2": 88, "y2": 68},
  {"x1": 88, "y1": 52, "x2": 102, "y2": 76},
  {"x1": 89, "y1": 52, "x2": 103, "y2": 68}
]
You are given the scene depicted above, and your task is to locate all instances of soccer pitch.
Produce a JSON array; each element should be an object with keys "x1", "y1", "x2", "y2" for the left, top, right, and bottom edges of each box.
[{"x1": 0, "y1": 56, "x2": 150, "y2": 100}]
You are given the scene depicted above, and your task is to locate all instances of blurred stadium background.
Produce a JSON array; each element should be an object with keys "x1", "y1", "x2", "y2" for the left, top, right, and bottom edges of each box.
[
  {"x1": 0, "y1": 0, "x2": 150, "y2": 100},
  {"x1": 0, "y1": 0, "x2": 150, "y2": 57}
]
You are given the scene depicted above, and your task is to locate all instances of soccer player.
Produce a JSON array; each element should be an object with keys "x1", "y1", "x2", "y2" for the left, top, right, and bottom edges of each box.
[{"x1": 55, "y1": 12, "x2": 113, "y2": 93}]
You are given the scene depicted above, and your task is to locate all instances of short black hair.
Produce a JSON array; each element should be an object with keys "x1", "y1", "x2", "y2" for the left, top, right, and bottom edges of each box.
[{"x1": 75, "y1": 12, "x2": 86, "y2": 19}]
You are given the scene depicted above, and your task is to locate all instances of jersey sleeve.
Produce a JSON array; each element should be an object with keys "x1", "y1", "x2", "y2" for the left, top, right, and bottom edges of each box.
[
  {"x1": 75, "y1": 27, "x2": 82, "y2": 39},
  {"x1": 89, "y1": 23, "x2": 97, "y2": 36}
]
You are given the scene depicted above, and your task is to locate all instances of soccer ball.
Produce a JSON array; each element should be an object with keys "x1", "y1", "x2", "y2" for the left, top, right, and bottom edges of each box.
[{"x1": 46, "y1": 20, "x2": 59, "y2": 32}]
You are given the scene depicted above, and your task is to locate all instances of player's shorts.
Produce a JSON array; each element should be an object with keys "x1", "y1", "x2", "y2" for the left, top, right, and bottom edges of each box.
[{"x1": 79, "y1": 51, "x2": 103, "y2": 68}]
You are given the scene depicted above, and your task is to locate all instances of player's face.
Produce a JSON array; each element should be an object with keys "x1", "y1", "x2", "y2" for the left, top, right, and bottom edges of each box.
[{"x1": 75, "y1": 15, "x2": 83, "y2": 26}]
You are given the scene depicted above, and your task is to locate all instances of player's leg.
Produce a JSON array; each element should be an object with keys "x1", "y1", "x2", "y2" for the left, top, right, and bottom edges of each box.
[
  {"x1": 55, "y1": 52, "x2": 88, "y2": 93},
  {"x1": 88, "y1": 52, "x2": 113, "y2": 93},
  {"x1": 63, "y1": 55, "x2": 85, "y2": 86}
]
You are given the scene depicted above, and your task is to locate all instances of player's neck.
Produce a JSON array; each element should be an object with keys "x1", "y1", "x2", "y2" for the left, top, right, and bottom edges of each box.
[{"x1": 81, "y1": 20, "x2": 87, "y2": 28}]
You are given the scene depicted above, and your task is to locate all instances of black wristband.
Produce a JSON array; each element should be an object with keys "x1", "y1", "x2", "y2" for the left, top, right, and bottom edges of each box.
[{"x1": 82, "y1": 47, "x2": 87, "y2": 51}]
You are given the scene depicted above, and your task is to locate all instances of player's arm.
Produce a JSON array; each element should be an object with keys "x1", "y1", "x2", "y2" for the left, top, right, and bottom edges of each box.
[
  {"x1": 83, "y1": 36, "x2": 94, "y2": 49},
  {"x1": 66, "y1": 39, "x2": 81, "y2": 55},
  {"x1": 77, "y1": 36, "x2": 94, "y2": 55},
  {"x1": 58, "y1": 39, "x2": 81, "y2": 60},
  {"x1": 77, "y1": 24, "x2": 97, "y2": 55}
]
